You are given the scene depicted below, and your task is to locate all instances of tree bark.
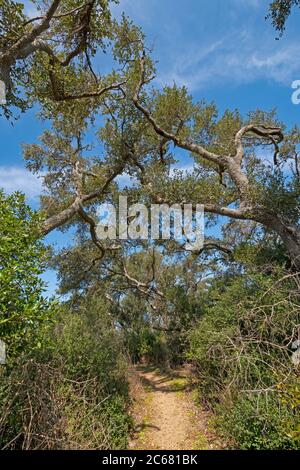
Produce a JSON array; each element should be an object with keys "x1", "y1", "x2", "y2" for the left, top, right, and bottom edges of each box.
[
  {"x1": 41, "y1": 198, "x2": 81, "y2": 236},
  {"x1": 267, "y1": 217, "x2": 300, "y2": 270}
]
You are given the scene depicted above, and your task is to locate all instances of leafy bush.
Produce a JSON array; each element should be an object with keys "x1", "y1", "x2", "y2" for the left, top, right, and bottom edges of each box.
[
  {"x1": 215, "y1": 394, "x2": 299, "y2": 450},
  {"x1": 0, "y1": 190, "x2": 54, "y2": 360}
]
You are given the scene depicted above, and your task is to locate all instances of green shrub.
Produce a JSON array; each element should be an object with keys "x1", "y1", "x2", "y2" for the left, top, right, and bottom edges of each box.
[
  {"x1": 216, "y1": 394, "x2": 299, "y2": 450},
  {"x1": 0, "y1": 190, "x2": 55, "y2": 361}
]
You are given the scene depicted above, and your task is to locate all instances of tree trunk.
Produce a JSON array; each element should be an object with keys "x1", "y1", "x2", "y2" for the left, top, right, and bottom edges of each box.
[
  {"x1": 266, "y1": 216, "x2": 300, "y2": 271},
  {"x1": 279, "y1": 227, "x2": 300, "y2": 271}
]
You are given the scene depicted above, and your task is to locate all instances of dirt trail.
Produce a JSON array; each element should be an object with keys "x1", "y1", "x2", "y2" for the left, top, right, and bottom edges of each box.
[{"x1": 129, "y1": 366, "x2": 223, "y2": 451}]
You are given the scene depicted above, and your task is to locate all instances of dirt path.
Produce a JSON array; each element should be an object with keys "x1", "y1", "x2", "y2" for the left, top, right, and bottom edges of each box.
[{"x1": 129, "y1": 366, "x2": 223, "y2": 451}]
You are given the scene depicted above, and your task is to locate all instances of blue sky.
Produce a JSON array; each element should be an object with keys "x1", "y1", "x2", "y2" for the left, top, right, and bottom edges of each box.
[{"x1": 1, "y1": 0, "x2": 300, "y2": 294}]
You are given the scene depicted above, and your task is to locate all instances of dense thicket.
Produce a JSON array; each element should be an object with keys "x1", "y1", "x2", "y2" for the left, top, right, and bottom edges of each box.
[
  {"x1": 0, "y1": 1, "x2": 300, "y2": 451},
  {"x1": 188, "y1": 268, "x2": 300, "y2": 449}
]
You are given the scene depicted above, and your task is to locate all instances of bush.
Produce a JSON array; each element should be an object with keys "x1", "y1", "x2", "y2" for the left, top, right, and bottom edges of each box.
[
  {"x1": 0, "y1": 359, "x2": 130, "y2": 450},
  {"x1": 0, "y1": 295, "x2": 132, "y2": 449},
  {"x1": 216, "y1": 394, "x2": 299, "y2": 450},
  {"x1": 0, "y1": 190, "x2": 54, "y2": 361},
  {"x1": 188, "y1": 269, "x2": 300, "y2": 449}
]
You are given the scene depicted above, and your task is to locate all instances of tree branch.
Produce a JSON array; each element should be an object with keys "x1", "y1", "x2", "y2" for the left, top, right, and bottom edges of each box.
[
  {"x1": 130, "y1": 54, "x2": 224, "y2": 166},
  {"x1": 235, "y1": 124, "x2": 284, "y2": 165},
  {"x1": 0, "y1": 0, "x2": 62, "y2": 66},
  {"x1": 196, "y1": 239, "x2": 234, "y2": 258},
  {"x1": 41, "y1": 163, "x2": 126, "y2": 236},
  {"x1": 203, "y1": 203, "x2": 249, "y2": 220}
]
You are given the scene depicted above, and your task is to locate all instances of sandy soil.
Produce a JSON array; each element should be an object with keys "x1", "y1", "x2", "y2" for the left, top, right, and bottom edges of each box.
[{"x1": 129, "y1": 366, "x2": 223, "y2": 451}]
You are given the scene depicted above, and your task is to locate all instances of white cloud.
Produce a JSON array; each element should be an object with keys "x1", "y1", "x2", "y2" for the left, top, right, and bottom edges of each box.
[
  {"x1": 111, "y1": 0, "x2": 297, "y2": 92},
  {"x1": 156, "y1": 31, "x2": 300, "y2": 91},
  {"x1": 0, "y1": 167, "x2": 43, "y2": 200}
]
